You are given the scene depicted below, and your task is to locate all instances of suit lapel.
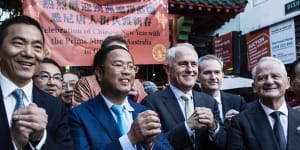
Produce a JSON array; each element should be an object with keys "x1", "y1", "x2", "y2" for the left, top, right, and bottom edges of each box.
[
  {"x1": 161, "y1": 87, "x2": 185, "y2": 123},
  {"x1": 286, "y1": 108, "x2": 300, "y2": 150},
  {"x1": 220, "y1": 91, "x2": 230, "y2": 117},
  {"x1": 32, "y1": 86, "x2": 47, "y2": 107},
  {"x1": 87, "y1": 95, "x2": 121, "y2": 139},
  {"x1": 0, "y1": 87, "x2": 14, "y2": 149},
  {"x1": 247, "y1": 101, "x2": 279, "y2": 150}
]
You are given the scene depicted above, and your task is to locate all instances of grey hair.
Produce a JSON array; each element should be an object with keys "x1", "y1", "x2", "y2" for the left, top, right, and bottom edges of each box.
[
  {"x1": 251, "y1": 56, "x2": 287, "y2": 79},
  {"x1": 165, "y1": 43, "x2": 196, "y2": 65},
  {"x1": 198, "y1": 54, "x2": 223, "y2": 70}
]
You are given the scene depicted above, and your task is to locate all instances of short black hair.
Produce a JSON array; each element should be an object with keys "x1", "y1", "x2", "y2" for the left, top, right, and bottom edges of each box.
[
  {"x1": 289, "y1": 58, "x2": 300, "y2": 80},
  {"x1": 101, "y1": 35, "x2": 129, "y2": 49},
  {"x1": 42, "y1": 58, "x2": 63, "y2": 75},
  {"x1": 93, "y1": 45, "x2": 129, "y2": 69},
  {"x1": 0, "y1": 15, "x2": 45, "y2": 47}
]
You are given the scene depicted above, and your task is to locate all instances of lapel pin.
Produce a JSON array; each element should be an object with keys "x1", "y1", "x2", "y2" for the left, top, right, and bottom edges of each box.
[{"x1": 296, "y1": 126, "x2": 300, "y2": 134}]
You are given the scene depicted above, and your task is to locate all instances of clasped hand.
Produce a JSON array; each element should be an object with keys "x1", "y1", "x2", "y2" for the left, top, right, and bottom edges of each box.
[
  {"x1": 11, "y1": 103, "x2": 48, "y2": 149},
  {"x1": 187, "y1": 107, "x2": 216, "y2": 130},
  {"x1": 128, "y1": 110, "x2": 161, "y2": 150}
]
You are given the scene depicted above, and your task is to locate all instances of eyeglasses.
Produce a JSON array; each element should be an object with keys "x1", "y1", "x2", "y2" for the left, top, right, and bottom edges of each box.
[
  {"x1": 34, "y1": 72, "x2": 63, "y2": 82},
  {"x1": 111, "y1": 62, "x2": 139, "y2": 73}
]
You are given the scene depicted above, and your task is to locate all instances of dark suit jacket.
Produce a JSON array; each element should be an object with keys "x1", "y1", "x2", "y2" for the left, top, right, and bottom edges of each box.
[
  {"x1": 68, "y1": 94, "x2": 173, "y2": 150},
  {"x1": 227, "y1": 100, "x2": 300, "y2": 150},
  {"x1": 0, "y1": 85, "x2": 73, "y2": 150},
  {"x1": 141, "y1": 86, "x2": 227, "y2": 150},
  {"x1": 220, "y1": 91, "x2": 247, "y2": 124}
]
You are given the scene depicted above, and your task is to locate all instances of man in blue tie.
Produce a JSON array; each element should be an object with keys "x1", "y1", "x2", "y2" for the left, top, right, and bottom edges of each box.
[
  {"x1": 0, "y1": 16, "x2": 73, "y2": 149},
  {"x1": 68, "y1": 44, "x2": 173, "y2": 150},
  {"x1": 227, "y1": 57, "x2": 300, "y2": 150}
]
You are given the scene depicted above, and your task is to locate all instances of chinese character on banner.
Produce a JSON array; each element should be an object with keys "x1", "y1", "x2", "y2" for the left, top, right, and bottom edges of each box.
[{"x1": 23, "y1": 0, "x2": 169, "y2": 66}]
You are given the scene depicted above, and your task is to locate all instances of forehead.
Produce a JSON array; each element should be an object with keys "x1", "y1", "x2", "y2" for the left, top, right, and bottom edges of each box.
[
  {"x1": 5, "y1": 24, "x2": 43, "y2": 41},
  {"x1": 106, "y1": 49, "x2": 132, "y2": 62},
  {"x1": 63, "y1": 73, "x2": 78, "y2": 82},
  {"x1": 200, "y1": 59, "x2": 222, "y2": 70},
  {"x1": 38, "y1": 63, "x2": 61, "y2": 73},
  {"x1": 174, "y1": 48, "x2": 197, "y2": 62},
  {"x1": 255, "y1": 60, "x2": 284, "y2": 76}
]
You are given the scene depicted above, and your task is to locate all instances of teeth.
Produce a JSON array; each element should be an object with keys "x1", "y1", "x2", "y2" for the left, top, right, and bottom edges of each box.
[{"x1": 121, "y1": 79, "x2": 129, "y2": 83}]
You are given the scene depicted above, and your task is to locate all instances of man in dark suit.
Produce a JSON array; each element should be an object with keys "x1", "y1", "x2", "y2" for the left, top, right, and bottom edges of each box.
[
  {"x1": 142, "y1": 43, "x2": 226, "y2": 150},
  {"x1": 197, "y1": 54, "x2": 246, "y2": 127},
  {"x1": 227, "y1": 57, "x2": 300, "y2": 150},
  {"x1": 0, "y1": 16, "x2": 73, "y2": 149},
  {"x1": 68, "y1": 44, "x2": 173, "y2": 150}
]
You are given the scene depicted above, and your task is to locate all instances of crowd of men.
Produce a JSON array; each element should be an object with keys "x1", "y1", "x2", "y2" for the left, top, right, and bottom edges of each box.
[{"x1": 1, "y1": 15, "x2": 300, "y2": 150}]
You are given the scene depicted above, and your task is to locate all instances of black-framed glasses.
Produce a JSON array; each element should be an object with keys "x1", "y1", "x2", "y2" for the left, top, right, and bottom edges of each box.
[
  {"x1": 34, "y1": 72, "x2": 63, "y2": 82},
  {"x1": 111, "y1": 62, "x2": 139, "y2": 73}
]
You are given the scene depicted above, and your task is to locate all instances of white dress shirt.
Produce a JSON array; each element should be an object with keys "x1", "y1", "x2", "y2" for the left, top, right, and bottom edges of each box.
[
  {"x1": 0, "y1": 72, "x2": 47, "y2": 150},
  {"x1": 102, "y1": 93, "x2": 137, "y2": 150},
  {"x1": 260, "y1": 100, "x2": 288, "y2": 141}
]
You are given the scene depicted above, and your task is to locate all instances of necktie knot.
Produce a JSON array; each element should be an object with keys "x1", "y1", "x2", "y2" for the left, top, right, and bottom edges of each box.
[
  {"x1": 111, "y1": 105, "x2": 125, "y2": 115},
  {"x1": 181, "y1": 94, "x2": 191, "y2": 102},
  {"x1": 12, "y1": 89, "x2": 25, "y2": 111},
  {"x1": 271, "y1": 111, "x2": 281, "y2": 119}
]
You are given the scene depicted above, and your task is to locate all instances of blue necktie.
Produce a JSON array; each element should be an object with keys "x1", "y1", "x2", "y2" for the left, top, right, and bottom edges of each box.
[
  {"x1": 271, "y1": 111, "x2": 286, "y2": 150},
  {"x1": 12, "y1": 89, "x2": 25, "y2": 111},
  {"x1": 111, "y1": 105, "x2": 126, "y2": 135}
]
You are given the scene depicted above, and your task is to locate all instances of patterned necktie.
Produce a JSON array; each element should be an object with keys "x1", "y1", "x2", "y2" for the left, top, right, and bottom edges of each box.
[
  {"x1": 12, "y1": 89, "x2": 25, "y2": 111},
  {"x1": 270, "y1": 111, "x2": 286, "y2": 150},
  {"x1": 181, "y1": 94, "x2": 193, "y2": 119},
  {"x1": 111, "y1": 105, "x2": 126, "y2": 135}
]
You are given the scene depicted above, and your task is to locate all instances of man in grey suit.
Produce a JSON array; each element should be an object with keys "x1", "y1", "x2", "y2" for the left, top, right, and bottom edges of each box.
[
  {"x1": 142, "y1": 43, "x2": 226, "y2": 150},
  {"x1": 197, "y1": 54, "x2": 246, "y2": 127},
  {"x1": 227, "y1": 57, "x2": 300, "y2": 150}
]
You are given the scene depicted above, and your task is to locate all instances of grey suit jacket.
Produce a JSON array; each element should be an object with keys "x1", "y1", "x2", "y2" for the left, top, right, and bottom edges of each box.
[
  {"x1": 227, "y1": 100, "x2": 300, "y2": 150},
  {"x1": 141, "y1": 86, "x2": 227, "y2": 150}
]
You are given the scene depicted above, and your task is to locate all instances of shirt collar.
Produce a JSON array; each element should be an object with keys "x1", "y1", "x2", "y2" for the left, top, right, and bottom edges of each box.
[
  {"x1": 101, "y1": 93, "x2": 135, "y2": 112},
  {"x1": 0, "y1": 72, "x2": 33, "y2": 102},
  {"x1": 169, "y1": 84, "x2": 192, "y2": 99},
  {"x1": 259, "y1": 100, "x2": 288, "y2": 116},
  {"x1": 214, "y1": 91, "x2": 221, "y2": 104}
]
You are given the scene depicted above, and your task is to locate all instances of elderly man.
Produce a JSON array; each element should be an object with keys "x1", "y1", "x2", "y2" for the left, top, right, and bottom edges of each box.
[
  {"x1": 198, "y1": 54, "x2": 246, "y2": 127},
  {"x1": 0, "y1": 16, "x2": 73, "y2": 149},
  {"x1": 142, "y1": 43, "x2": 226, "y2": 150},
  {"x1": 227, "y1": 57, "x2": 300, "y2": 150},
  {"x1": 68, "y1": 45, "x2": 173, "y2": 150}
]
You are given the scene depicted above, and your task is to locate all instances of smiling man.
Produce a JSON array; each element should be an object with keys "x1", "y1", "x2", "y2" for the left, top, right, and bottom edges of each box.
[
  {"x1": 0, "y1": 16, "x2": 73, "y2": 149},
  {"x1": 227, "y1": 57, "x2": 300, "y2": 150},
  {"x1": 142, "y1": 43, "x2": 226, "y2": 150},
  {"x1": 68, "y1": 45, "x2": 172, "y2": 150}
]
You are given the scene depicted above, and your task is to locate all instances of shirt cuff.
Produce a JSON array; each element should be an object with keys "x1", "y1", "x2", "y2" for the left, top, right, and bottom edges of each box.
[
  {"x1": 29, "y1": 129, "x2": 47, "y2": 150},
  {"x1": 208, "y1": 120, "x2": 220, "y2": 141},
  {"x1": 119, "y1": 134, "x2": 136, "y2": 150},
  {"x1": 184, "y1": 121, "x2": 194, "y2": 136}
]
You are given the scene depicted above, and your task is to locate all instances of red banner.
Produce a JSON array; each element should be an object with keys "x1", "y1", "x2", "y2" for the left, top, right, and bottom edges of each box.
[
  {"x1": 212, "y1": 32, "x2": 233, "y2": 70},
  {"x1": 23, "y1": 0, "x2": 169, "y2": 66},
  {"x1": 246, "y1": 28, "x2": 270, "y2": 71}
]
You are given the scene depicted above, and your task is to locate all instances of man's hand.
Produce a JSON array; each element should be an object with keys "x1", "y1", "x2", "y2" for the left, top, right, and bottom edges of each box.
[
  {"x1": 12, "y1": 103, "x2": 48, "y2": 142},
  {"x1": 127, "y1": 110, "x2": 161, "y2": 149},
  {"x1": 193, "y1": 107, "x2": 216, "y2": 130},
  {"x1": 11, "y1": 120, "x2": 33, "y2": 149},
  {"x1": 224, "y1": 109, "x2": 239, "y2": 127}
]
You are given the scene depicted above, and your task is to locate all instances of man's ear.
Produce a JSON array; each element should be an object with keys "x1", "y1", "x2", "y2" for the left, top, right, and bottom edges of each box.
[
  {"x1": 163, "y1": 64, "x2": 169, "y2": 76},
  {"x1": 94, "y1": 67, "x2": 103, "y2": 82}
]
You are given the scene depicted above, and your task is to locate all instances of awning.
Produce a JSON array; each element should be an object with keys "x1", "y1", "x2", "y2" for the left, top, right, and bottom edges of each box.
[
  {"x1": 168, "y1": 0, "x2": 248, "y2": 34},
  {"x1": 221, "y1": 76, "x2": 253, "y2": 90}
]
